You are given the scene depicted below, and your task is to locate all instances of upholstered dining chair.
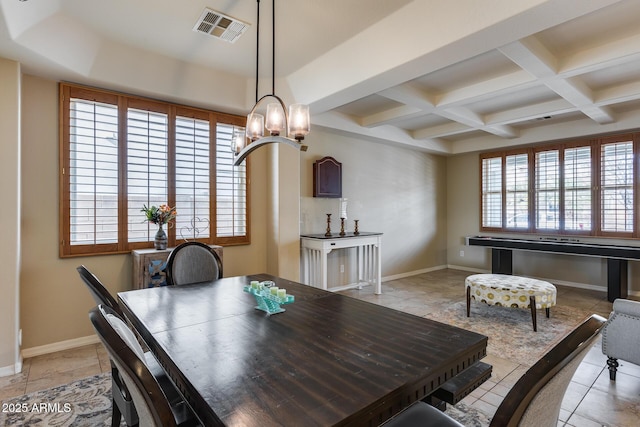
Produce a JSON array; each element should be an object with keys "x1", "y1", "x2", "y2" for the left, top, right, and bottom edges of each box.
[
  {"x1": 165, "y1": 242, "x2": 223, "y2": 286},
  {"x1": 90, "y1": 305, "x2": 200, "y2": 427},
  {"x1": 77, "y1": 265, "x2": 125, "y2": 318},
  {"x1": 383, "y1": 314, "x2": 606, "y2": 427},
  {"x1": 601, "y1": 298, "x2": 640, "y2": 381}
]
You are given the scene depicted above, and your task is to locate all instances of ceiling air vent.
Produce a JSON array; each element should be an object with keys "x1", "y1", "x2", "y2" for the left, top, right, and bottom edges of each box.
[{"x1": 193, "y1": 8, "x2": 249, "y2": 43}]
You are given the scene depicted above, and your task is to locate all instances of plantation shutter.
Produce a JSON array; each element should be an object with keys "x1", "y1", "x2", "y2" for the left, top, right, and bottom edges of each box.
[
  {"x1": 68, "y1": 98, "x2": 119, "y2": 246},
  {"x1": 601, "y1": 140, "x2": 633, "y2": 233},
  {"x1": 216, "y1": 122, "x2": 247, "y2": 239},
  {"x1": 481, "y1": 156, "x2": 502, "y2": 228},
  {"x1": 564, "y1": 146, "x2": 592, "y2": 231},
  {"x1": 535, "y1": 150, "x2": 559, "y2": 230},
  {"x1": 126, "y1": 107, "x2": 169, "y2": 242},
  {"x1": 505, "y1": 153, "x2": 529, "y2": 229},
  {"x1": 175, "y1": 115, "x2": 211, "y2": 240}
]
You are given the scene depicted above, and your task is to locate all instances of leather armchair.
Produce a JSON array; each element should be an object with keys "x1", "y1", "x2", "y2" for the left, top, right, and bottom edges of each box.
[{"x1": 602, "y1": 298, "x2": 640, "y2": 381}]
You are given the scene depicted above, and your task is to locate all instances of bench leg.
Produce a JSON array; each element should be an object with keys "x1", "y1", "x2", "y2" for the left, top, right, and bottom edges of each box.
[
  {"x1": 530, "y1": 296, "x2": 537, "y2": 332},
  {"x1": 545, "y1": 307, "x2": 550, "y2": 318},
  {"x1": 466, "y1": 286, "x2": 471, "y2": 317}
]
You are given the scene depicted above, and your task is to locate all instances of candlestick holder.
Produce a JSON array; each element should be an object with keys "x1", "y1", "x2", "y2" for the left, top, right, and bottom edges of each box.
[
  {"x1": 354, "y1": 219, "x2": 359, "y2": 235},
  {"x1": 325, "y1": 213, "x2": 332, "y2": 236},
  {"x1": 340, "y1": 217, "x2": 346, "y2": 236},
  {"x1": 243, "y1": 281, "x2": 294, "y2": 315}
]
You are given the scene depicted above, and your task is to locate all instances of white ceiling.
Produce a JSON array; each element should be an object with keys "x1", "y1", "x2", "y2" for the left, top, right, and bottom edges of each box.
[{"x1": 2, "y1": 0, "x2": 640, "y2": 155}]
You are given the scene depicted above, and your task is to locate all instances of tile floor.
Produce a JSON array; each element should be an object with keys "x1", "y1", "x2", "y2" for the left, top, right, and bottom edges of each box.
[
  {"x1": 340, "y1": 269, "x2": 640, "y2": 427},
  {"x1": 1, "y1": 268, "x2": 639, "y2": 426}
]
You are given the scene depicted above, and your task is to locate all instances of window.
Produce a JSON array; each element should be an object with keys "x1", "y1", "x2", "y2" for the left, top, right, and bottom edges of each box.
[
  {"x1": 505, "y1": 153, "x2": 529, "y2": 230},
  {"x1": 60, "y1": 83, "x2": 249, "y2": 257},
  {"x1": 481, "y1": 156, "x2": 502, "y2": 228},
  {"x1": 600, "y1": 138, "x2": 633, "y2": 234},
  {"x1": 564, "y1": 145, "x2": 591, "y2": 231},
  {"x1": 479, "y1": 133, "x2": 639, "y2": 238},
  {"x1": 535, "y1": 149, "x2": 559, "y2": 230}
]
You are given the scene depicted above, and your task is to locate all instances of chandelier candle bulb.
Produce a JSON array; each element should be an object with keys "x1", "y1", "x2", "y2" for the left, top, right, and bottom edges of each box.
[
  {"x1": 266, "y1": 103, "x2": 285, "y2": 135},
  {"x1": 246, "y1": 113, "x2": 264, "y2": 141},
  {"x1": 288, "y1": 104, "x2": 310, "y2": 140}
]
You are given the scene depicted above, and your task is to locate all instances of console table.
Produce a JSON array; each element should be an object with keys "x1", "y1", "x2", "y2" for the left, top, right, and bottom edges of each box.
[
  {"x1": 467, "y1": 236, "x2": 640, "y2": 302},
  {"x1": 131, "y1": 245, "x2": 222, "y2": 289},
  {"x1": 300, "y1": 232, "x2": 382, "y2": 294}
]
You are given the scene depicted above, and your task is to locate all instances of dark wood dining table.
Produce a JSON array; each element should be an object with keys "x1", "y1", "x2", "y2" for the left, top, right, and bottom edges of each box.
[{"x1": 118, "y1": 273, "x2": 488, "y2": 427}]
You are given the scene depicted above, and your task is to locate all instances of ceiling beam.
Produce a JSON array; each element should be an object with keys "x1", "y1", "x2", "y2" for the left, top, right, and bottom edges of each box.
[{"x1": 499, "y1": 37, "x2": 615, "y2": 124}]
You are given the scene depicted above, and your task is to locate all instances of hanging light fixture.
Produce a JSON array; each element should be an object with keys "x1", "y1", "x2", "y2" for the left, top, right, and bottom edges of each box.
[{"x1": 232, "y1": 0, "x2": 310, "y2": 166}]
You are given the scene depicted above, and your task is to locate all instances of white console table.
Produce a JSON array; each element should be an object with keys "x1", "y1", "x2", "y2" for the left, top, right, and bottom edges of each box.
[{"x1": 300, "y1": 232, "x2": 382, "y2": 294}]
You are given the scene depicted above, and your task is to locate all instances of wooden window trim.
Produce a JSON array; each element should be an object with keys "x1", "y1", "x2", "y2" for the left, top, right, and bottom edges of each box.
[
  {"x1": 479, "y1": 132, "x2": 639, "y2": 239},
  {"x1": 59, "y1": 82, "x2": 249, "y2": 257}
]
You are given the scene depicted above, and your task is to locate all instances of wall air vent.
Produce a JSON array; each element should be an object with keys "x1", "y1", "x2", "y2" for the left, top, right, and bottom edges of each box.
[{"x1": 193, "y1": 8, "x2": 249, "y2": 43}]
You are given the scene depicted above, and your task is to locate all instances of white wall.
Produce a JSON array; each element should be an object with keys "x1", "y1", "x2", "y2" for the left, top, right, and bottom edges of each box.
[{"x1": 300, "y1": 129, "x2": 448, "y2": 283}]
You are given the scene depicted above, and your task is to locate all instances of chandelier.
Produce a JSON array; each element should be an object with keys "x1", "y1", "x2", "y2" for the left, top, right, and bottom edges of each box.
[{"x1": 232, "y1": 0, "x2": 310, "y2": 166}]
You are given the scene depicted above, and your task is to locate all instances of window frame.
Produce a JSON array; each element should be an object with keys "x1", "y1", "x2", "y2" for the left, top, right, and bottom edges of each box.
[
  {"x1": 59, "y1": 83, "x2": 250, "y2": 257},
  {"x1": 479, "y1": 132, "x2": 640, "y2": 239}
]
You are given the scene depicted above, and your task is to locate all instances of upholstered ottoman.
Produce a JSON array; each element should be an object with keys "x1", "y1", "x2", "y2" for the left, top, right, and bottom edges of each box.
[{"x1": 465, "y1": 274, "x2": 556, "y2": 332}]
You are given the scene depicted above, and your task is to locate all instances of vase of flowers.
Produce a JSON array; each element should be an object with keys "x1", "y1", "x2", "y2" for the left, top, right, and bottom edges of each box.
[{"x1": 141, "y1": 204, "x2": 177, "y2": 250}]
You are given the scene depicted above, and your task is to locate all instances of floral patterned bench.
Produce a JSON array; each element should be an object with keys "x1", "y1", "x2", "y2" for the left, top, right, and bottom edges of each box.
[{"x1": 465, "y1": 274, "x2": 556, "y2": 332}]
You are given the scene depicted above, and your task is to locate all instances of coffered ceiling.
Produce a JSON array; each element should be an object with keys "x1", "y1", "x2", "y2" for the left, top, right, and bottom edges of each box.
[{"x1": 1, "y1": 0, "x2": 639, "y2": 155}]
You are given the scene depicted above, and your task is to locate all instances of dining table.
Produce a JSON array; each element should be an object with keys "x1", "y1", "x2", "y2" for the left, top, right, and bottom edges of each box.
[{"x1": 118, "y1": 273, "x2": 488, "y2": 427}]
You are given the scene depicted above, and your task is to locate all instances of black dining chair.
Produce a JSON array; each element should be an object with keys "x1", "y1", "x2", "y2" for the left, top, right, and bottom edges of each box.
[
  {"x1": 382, "y1": 314, "x2": 606, "y2": 427},
  {"x1": 165, "y1": 242, "x2": 223, "y2": 286},
  {"x1": 77, "y1": 265, "x2": 125, "y2": 318},
  {"x1": 77, "y1": 265, "x2": 138, "y2": 426},
  {"x1": 90, "y1": 305, "x2": 200, "y2": 427}
]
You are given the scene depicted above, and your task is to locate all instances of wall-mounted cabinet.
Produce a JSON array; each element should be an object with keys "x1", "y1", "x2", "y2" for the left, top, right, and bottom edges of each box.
[{"x1": 313, "y1": 156, "x2": 342, "y2": 198}]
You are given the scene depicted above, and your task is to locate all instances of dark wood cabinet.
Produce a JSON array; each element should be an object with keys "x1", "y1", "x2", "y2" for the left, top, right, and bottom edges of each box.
[{"x1": 313, "y1": 156, "x2": 342, "y2": 198}]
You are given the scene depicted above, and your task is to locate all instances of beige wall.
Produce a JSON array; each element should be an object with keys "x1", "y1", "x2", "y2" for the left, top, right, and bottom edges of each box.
[
  {"x1": 446, "y1": 152, "x2": 640, "y2": 295},
  {"x1": 300, "y1": 129, "x2": 448, "y2": 280},
  {"x1": 19, "y1": 75, "x2": 269, "y2": 351},
  {"x1": 0, "y1": 58, "x2": 21, "y2": 374}
]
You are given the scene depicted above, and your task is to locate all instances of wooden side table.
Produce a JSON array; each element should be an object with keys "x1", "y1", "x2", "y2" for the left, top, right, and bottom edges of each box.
[{"x1": 132, "y1": 246, "x2": 223, "y2": 289}]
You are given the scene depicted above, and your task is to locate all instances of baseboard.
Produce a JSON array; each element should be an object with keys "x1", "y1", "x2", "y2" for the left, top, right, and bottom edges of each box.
[
  {"x1": 446, "y1": 264, "x2": 489, "y2": 274},
  {"x1": 382, "y1": 265, "x2": 448, "y2": 282},
  {"x1": 396, "y1": 265, "x2": 628, "y2": 296},
  {"x1": 21, "y1": 335, "x2": 100, "y2": 359},
  {"x1": 447, "y1": 265, "x2": 609, "y2": 293}
]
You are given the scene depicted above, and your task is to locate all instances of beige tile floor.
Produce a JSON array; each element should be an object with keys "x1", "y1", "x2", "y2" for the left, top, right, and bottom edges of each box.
[
  {"x1": 340, "y1": 269, "x2": 640, "y2": 427},
  {"x1": 1, "y1": 268, "x2": 639, "y2": 426}
]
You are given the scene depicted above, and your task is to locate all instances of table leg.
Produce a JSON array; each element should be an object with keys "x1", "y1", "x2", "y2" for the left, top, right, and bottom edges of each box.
[
  {"x1": 530, "y1": 296, "x2": 537, "y2": 332},
  {"x1": 466, "y1": 286, "x2": 471, "y2": 317},
  {"x1": 607, "y1": 258, "x2": 628, "y2": 302},
  {"x1": 491, "y1": 248, "x2": 513, "y2": 274}
]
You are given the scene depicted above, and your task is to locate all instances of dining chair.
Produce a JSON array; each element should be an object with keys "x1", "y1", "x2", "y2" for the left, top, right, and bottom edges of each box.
[
  {"x1": 382, "y1": 314, "x2": 606, "y2": 427},
  {"x1": 89, "y1": 304, "x2": 200, "y2": 427},
  {"x1": 77, "y1": 265, "x2": 141, "y2": 426},
  {"x1": 165, "y1": 242, "x2": 223, "y2": 286},
  {"x1": 77, "y1": 265, "x2": 125, "y2": 318}
]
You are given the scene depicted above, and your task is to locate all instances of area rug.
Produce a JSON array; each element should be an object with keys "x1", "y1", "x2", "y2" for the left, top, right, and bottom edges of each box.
[
  {"x1": 0, "y1": 373, "x2": 121, "y2": 426},
  {"x1": 427, "y1": 301, "x2": 593, "y2": 366}
]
